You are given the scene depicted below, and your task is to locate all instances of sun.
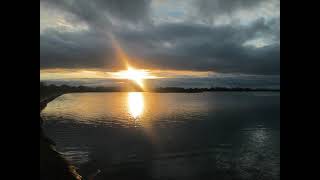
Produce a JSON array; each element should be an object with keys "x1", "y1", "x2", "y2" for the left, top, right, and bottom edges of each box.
[
  {"x1": 124, "y1": 67, "x2": 147, "y2": 87},
  {"x1": 112, "y1": 66, "x2": 152, "y2": 88}
]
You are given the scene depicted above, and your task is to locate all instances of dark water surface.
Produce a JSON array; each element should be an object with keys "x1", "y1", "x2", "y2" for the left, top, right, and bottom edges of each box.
[{"x1": 42, "y1": 92, "x2": 280, "y2": 180}]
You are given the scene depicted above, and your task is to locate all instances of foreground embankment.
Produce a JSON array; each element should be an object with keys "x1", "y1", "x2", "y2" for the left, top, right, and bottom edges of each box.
[{"x1": 40, "y1": 94, "x2": 82, "y2": 180}]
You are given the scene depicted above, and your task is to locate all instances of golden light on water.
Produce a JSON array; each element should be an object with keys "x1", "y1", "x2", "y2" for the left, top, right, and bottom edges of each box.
[{"x1": 128, "y1": 92, "x2": 144, "y2": 119}]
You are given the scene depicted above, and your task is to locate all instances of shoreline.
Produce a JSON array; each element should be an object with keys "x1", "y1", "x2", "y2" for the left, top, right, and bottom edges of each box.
[
  {"x1": 40, "y1": 83, "x2": 280, "y2": 94},
  {"x1": 40, "y1": 93, "x2": 82, "y2": 180},
  {"x1": 40, "y1": 90, "x2": 280, "y2": 97},
  {"x1": 40, "y1": 93, "x2": 63, "y2": 112}
]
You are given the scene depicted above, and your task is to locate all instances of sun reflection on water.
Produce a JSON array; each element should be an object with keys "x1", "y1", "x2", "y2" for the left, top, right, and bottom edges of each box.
[{"x1": 128, "y1": 92, "x2": 144, "y2": 119}]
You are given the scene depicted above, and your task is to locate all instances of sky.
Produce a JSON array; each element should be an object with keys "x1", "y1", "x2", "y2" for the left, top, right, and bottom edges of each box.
[{"x1": 40, "y1": 0, "x2": 280, "y2": 88}]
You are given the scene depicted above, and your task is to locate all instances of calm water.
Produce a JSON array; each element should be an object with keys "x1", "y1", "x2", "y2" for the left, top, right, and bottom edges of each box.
[{"x1": 42, "y1": 92, "x2": 280, "y2": 180}]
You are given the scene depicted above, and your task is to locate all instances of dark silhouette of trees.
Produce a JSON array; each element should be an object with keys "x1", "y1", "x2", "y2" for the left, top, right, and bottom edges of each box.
[{"x1": 40, "y1": 81, "x2": 279, "y2": 96}]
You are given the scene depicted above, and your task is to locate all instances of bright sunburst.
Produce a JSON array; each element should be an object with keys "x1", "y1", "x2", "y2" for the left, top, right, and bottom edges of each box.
[{"x1": 112, "y1": 66, "x2": 156, "y2": 88}]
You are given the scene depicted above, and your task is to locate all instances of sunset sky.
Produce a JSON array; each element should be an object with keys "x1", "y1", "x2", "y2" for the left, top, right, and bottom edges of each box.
[{"x1": 40, "y1": 0, "x2": 280, "y2": 88}]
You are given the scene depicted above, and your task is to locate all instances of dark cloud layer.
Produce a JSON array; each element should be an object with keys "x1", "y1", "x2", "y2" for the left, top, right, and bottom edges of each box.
[
  {"x1": 41, "y1": 0, "x2": 150, "y2": 30},
  {"x1": 195, "y1": 0, "x2": 265, "y2": 17},
  {"x1": 40, "y1": 0, "x2": 280, "y2": 75},
  {"x1": 115, "y1": 18, "x2": 279, "y2": 74}
]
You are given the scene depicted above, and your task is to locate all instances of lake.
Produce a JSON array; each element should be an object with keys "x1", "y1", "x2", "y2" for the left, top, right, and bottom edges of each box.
[{"x1": 41, "y1": 92, "x2": 280, "y2": 180}]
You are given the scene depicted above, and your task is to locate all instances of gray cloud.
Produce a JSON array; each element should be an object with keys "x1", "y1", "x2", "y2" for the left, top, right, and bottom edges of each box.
[
  {"x1": 41, "y1": 0, "x2": 151, "y2": 31},
  {"x1": 195, "y1": 0, "x2": 265, "y2": 16},
  {"x1": 40, "y1": 0, "x2": 280, "y2": 75},
  {"x1": 193, "y1": 0, "x2": 279, "y2": 24},
  {"x1": 118, "y1": 19, "x2": 280, "y2": 74},
  {"x1": 40, "y1": 29, "x2": 124, "y2": 69}
]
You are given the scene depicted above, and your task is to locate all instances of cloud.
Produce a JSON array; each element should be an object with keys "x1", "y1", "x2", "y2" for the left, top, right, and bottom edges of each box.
[
  {"x1": 193, "y1": 0, "x2": 279, "y2": 25},
  {"x1": 40, "y1": 0, "x2": 280, "y2": 76},
  {"x1": 41, "y1": 0, "x2": 151, "y2": 31}
]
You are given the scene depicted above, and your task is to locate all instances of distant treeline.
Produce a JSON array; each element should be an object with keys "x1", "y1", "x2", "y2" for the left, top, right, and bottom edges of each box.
[
  {"x1": 40, "y1": 82, "x2": 123, "y2": 99},
  {"x1": 40, "y1": 82, "x2": 279, "y2": 97},
  {"x1": 153, "y1": 87, "x2": 280, "y2": 93}
]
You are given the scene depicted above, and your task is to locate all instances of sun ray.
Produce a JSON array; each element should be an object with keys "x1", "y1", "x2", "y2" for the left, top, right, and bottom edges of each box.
[
  {"x1": 106, "y1": 33, "x2": 161, "y2": 89},
  {"x1": 111, "y1": 66, "x2": 155, "y2": 88}
]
